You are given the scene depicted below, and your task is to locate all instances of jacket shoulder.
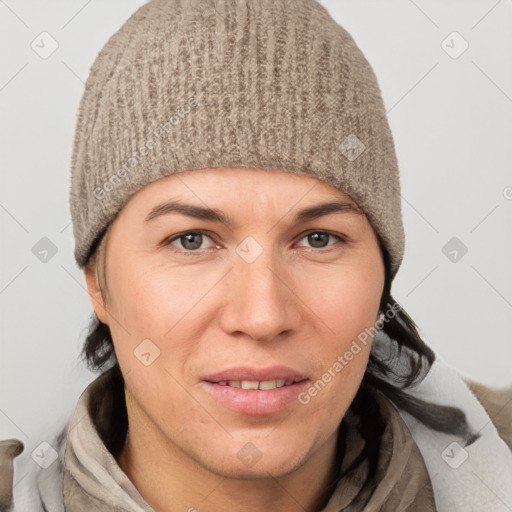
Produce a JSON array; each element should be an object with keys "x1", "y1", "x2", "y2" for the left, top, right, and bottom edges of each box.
[
  {"x1": 0, "y1": 424, "x2": 67, "y2": 512},
  {"x1": 0, "y1": 439, "x2": 24, "y2": 511},
  {"x1": 464, "y1": 377, "x2": 512, "y2": 449}
]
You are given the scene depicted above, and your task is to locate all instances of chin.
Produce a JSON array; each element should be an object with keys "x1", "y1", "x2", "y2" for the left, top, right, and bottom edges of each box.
[
  {"x1": 199, "y1": 444, "x2": 310, "y2": 481},
  {"x1": 212, "y1": 461, "x2": 304, "y2": 481}
]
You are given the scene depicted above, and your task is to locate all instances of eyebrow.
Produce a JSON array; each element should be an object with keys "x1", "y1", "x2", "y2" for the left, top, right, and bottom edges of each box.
[{"x1": 144, "y1": 199, "x2": 362, "y2": 227}]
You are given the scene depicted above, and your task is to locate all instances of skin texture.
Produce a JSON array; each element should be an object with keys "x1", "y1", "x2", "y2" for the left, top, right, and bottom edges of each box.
[{"x1": 84, "y1": 167, "x2": 385, "y2": 512}]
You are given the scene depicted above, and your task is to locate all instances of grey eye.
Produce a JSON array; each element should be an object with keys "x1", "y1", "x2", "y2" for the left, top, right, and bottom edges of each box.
[
  {"x1": 306, "y1": 232, "x2": 331, "y2": 248},
  {"x1": 177, "y1": 233, "x2": 206, "y2": 250},
  {"x1": 165, "y1": 231, "x2": 215, "y2": 251}
]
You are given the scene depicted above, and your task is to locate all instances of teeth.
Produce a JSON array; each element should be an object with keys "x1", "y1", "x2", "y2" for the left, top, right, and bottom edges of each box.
[
  {"x1": 220, "y1": 379, "x2": 291, "y2": 390},
  {"x1": 241, "y1": 380, "x2": 260, "y2": 390},
  {"x1": 258, "y1": 380, "x2": 277, "y2": 390}
]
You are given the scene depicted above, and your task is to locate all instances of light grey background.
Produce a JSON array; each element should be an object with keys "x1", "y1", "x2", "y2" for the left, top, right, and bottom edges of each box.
[{"x1": 1, "y1": 0, "x2": 511, "y2": 468}]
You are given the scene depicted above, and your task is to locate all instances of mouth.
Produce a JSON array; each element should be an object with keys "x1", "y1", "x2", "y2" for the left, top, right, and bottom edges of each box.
[
  {"x1": 209, "y1": 378, "x2": 307, "y2": 390},
  {"x1": 202, "y1": 365, "x2": 308, "y2": 385},
  {"x1": 201, "y1": 367, "x2": 310, "y2": 415}
]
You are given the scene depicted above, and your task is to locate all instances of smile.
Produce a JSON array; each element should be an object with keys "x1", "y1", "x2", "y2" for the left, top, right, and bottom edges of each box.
[{"x1": 214, "y1": 379, "x2": 303, "y2": 390}]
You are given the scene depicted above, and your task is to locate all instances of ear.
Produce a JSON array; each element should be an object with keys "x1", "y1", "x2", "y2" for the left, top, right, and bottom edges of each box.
[{"x1": 83, "y1": 257, "x2": 109, "y2": 325}]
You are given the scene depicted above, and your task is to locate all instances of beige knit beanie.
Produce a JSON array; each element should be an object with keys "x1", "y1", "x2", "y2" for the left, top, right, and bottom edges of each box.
[{"x1": 69, "y1": 0, "x2": 405, "y2": 279}]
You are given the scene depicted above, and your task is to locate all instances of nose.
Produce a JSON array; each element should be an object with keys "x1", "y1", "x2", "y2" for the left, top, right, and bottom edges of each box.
[{"x1": 218, "y1": 242, "x2": 302, "y2": 343}]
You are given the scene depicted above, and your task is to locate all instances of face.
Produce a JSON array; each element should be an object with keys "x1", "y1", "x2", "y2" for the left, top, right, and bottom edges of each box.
[{"x1": 85, "y1": 167, "x2": 385, "y2": 480}]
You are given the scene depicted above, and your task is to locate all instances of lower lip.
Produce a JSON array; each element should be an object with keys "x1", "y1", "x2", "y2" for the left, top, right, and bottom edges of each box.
[{"x1": 202, "y1": 380, "x2": 310, "y2": 416}]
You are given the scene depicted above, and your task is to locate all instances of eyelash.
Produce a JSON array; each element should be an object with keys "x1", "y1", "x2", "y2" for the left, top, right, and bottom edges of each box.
[{"x1": 163, "y1": 229, "x2": 347, "y2": 254}]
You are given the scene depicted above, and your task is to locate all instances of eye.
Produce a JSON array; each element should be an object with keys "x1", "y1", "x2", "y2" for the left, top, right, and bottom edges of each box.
[
  {"x1": 163, "y1": 229, "x2": 347, "y2": 254},
  {"x1": 163, "y1": 230, "x2": 217, "y2": 252},
  {"x1": 296, "y1": 231, "x2": 347, "y2": 249}
]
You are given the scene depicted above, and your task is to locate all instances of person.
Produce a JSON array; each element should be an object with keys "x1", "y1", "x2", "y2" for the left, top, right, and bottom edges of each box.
[{"x1": 2, "y1": 0, "x2": 512, "y2": 511}]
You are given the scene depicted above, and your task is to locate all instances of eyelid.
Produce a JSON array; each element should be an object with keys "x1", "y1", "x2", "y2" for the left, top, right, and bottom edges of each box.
[{"x1": 299, "y1": 228, "x2": 347, "y2": 240}]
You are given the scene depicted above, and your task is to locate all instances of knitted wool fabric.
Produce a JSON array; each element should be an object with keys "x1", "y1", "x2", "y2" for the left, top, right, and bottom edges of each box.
[{"x1": 69, "y1": 0, "x2": 405, "y2": 277}]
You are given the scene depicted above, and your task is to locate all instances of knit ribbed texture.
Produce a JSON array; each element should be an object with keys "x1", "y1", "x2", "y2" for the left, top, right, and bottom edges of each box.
[{"x1": 69, "y1": 0, "x2": 405, "y2": 278}]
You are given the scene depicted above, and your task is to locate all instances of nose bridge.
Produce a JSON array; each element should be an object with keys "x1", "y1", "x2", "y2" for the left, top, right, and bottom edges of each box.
[{"x1": 223, "y1": 236, "x2": 296, "y2": 341}]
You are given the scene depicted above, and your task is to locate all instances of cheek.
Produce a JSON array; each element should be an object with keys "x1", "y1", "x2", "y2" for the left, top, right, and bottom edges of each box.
[
  {"x1": 298, "y1": 330, "x2": 372, "y2": 438},
  {"x1": 295, "y1": 263, "x2": 382, "y2": 413},
  {"x1": 105, "y1": 259, "x2": 213, "y2": 394},
  {"x1": 106, "y1": 256, "x2": 200, "y2": 340},
  {"x1": 302, "y1": 262, "x2": 383, "y2": 342}
]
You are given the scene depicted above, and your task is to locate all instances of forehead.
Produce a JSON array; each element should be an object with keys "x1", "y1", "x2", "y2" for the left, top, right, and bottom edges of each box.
[{"x1": 128, "y1": 167, "x2": 361, "y2": 210}]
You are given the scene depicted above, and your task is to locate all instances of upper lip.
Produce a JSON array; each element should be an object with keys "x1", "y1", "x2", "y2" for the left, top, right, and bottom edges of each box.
[{"x1": 202, "y1": 365, "x2": 309, "y2": 383}]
